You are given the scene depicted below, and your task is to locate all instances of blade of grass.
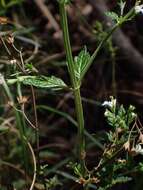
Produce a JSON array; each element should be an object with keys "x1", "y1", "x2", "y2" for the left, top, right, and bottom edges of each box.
[{"x1": 37, "y1": 105, "x2": 104, "y2": 150}]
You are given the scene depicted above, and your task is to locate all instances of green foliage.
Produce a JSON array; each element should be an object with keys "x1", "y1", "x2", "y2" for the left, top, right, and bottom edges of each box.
[
  {"x1": 34, "y1": 176, "x2": 62, "y2": 190},
  {"x1": 45, "y1": 176, "x2": 62, "y2": 189},
  {"x1": 98, "y1": 176, "x2": 132, "y2": 190},
  {"x1": 71, "y1": 162, "x2": 83, "y2": 177},
  {"x1": 138, "y1": 162, "x2": 143, "y2": 172},
  {"x1": 25, "y1": 63, "x2": 38, "y2": 73},
  {"x1": 93, "y1": 21, "x2": 115, "y2": 54},
  {"x1": 74, "y1": 47, "x2": 90, "y2": 83},
  {"x1": 105, "y1": 12, "x2": 120, "y2": 23},
  {"x1": 105, "y1": 0, "x2": 127, "y2": 22},
  {"x1": 7, "y1": 75, "x2": 67, "y2": 90},
  {"x1": 0, "y1": 0, "x2": 24, "y2": 15},
  {"x1": 23, "y1": 76, "x2": 67, "y2": 90},
  {"x1": 105, "y1": 1, "x2": 137, "y2": 25},
  {"x1": 0, "y1": 0, "x2": 23, "y2": 7},
  {"x1": 94, "y1": 21, "x2": 106, "y2": 38},
  {"x1": 118, "y1": 0, "x2": 126, "y2": 16},
  {"x1": 104, "y1": 97, "x2": 136, "y2": 130},
  {"x1": 95, "y1": 97, "x2": 141, "y2": 190}
]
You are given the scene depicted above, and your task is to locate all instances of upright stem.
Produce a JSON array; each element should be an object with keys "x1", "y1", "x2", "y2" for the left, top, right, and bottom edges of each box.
[
  {"x1": 59, "y1": 1, "x2": 134, "y2": 177},
  {"x1": 59, "y1": 3, "x2": 86, "y2": 174}
]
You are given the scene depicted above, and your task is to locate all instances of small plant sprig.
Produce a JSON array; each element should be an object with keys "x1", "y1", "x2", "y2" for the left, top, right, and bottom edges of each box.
[
  {"x1": 103, "y1": 97, "x2": 137, "y2": 131},
  {"x1": 58, "y1": 0, "x2": 142, "y2": 179},
  {"x1": 93, "y1": 97, "x2": 143, "y2": 189},
  {"x1": 1, "y1": 1, "x2": 143, "y2": 188}
]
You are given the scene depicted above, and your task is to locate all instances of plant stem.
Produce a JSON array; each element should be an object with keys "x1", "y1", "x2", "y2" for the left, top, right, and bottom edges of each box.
[
  {"x1": 17, "y1": 81, "x2": 29, "y2": 178},
  {"x1": 81, "y1": 7, "x2": 135, "y2": 80},
  {"x1": 81, "y1": 23, "x2": 119, "y2": 80},
  {"x1": 59, "y1": 3, "x2": 86, "y2": 174},
  {"x1": 0, "y1": 74, "x2": 28, "y2": 176}
]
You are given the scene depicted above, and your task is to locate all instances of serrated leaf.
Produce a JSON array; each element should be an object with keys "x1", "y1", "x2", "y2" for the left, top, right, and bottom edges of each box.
[
  {"x1": 105, "y1": 11, "x2": 119, "y2": 22},
  {"x1": 74, "y1": 47, "x2": 90, "y2": 81},
  {"x1": 22, "y1": 76, "x2": 67, "y2": 90}
]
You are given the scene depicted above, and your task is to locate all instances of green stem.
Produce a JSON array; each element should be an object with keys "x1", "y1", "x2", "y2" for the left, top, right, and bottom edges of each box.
[
  {"x1": 59, "y1": 3, "x2": 86, "y2": 174},
  {"x1": 81, "y1": 23, "x2": 119, "y2": 80},
  {"x1": 81, "y1": 7, "x2": 135, "y2": 80},
  {"x1": 17, "y1": 82, "x2": 29, "y2": 176},
  {"x1": 0, "y1": 74, "x2": 28, "y2": 176}
]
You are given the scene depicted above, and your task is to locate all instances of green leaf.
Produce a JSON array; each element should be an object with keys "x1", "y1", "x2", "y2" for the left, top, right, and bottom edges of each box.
[
  {"x1": 105, "y1": 11, "x2": 119, "y2": 22},
  {"x1": 22, "y1": 76, "x2": 67, "y2": 90},
  {"x1": 74, "y1": 47, "x2": 90, "y2": 81},
  {"x1": 25, "y1": 63, "x2": 38, "y2": 73},
  {"x1": 6, "y1": 0, "x2": 23, "y2": 8}
]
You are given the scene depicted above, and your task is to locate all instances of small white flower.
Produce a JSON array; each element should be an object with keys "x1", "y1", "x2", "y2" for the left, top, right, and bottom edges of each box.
[
  {"x1": 102, "y1": 97, "x2": 116, "y2": 108},
  {"x1": 102, "y1": 101, "x2": 112, "y2": 107},
  {"x1": 135, "y1": 5, "x2": 143, "y2": 14}
]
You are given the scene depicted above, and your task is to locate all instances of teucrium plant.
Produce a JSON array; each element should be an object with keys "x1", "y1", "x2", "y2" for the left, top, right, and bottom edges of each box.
[
  {"x1": 58, "y1": 0, "x2": 140, "y2": 178},
  {"x1": 4, "y1": 0, "x2": 142, "y2": 180}
]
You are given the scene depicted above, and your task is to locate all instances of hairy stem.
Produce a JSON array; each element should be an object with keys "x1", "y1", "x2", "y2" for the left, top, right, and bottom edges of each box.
[{"x1": 59, "y1": 3, "x2": 86, "y2": 174}]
